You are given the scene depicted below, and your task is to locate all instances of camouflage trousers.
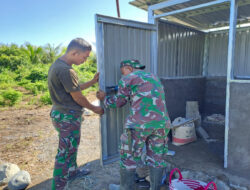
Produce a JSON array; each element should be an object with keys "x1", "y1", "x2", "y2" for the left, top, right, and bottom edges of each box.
[
  {"x1": 120, "y1": 127, "x2": 170, "y2": 170},
  {"x1": 50, "y1": 110, "x2": 82, "y2": 190}
]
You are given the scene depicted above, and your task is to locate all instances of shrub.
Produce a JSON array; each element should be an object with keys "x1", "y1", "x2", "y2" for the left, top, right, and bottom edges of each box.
[
  {"x1": 0, "y1": 44, "x2": 29, "y2": 71},
  {"x1": 25, "y1": 69, "x2": 47, "y2": 82},
  {"x1": 17, "y1": 79, "x2": 30, "y2": 86},
  {"x1": 27, "y1": 96, "x2": 40, "y2": 105},
  {"x1": 14, "y1": 66, "x2": 31, "y2": 82},
  {"x1": 0, "y1": 69, "x2": 17, "y2": 83},
  {"x1": 0, "y1": 83, "x2": 17, "y2": 90},
  {"x1": 0, "y1": 89, "x2": 22, "y2": 106},
  {"x1": 24, "y1": 83, "x2": 38, "y2": 95},
  {"x1": 0, "y1": 95, "x2": 4, "y2": 106},
  {"x1": 40, "y1": 92, "x2": 52, "y2": 105},
  {"x1": 34, "y1": 81, "x2": 47, "y2": 92},
  {"x1": 23, "y1": 81, "x2": 47, "y2": 95}
]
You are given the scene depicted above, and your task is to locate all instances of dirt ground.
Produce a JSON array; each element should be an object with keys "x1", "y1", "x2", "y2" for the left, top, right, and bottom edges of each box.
[
  {"x1": 0, "y1": 93, "x2": 120, "y2": 190},
  {"x1": 1, "y1": 92, "x2": 250, "y2": 190}
]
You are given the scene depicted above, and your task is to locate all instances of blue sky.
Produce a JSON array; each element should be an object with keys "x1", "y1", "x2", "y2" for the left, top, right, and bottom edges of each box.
[{"x1": 0, "y1": 0, "x2": 148, "y2": 48}]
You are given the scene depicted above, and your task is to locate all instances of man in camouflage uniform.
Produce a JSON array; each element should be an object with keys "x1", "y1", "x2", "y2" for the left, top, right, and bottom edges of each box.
[
  {"x1": 97, "y1": 59, "x2": 171, "y2": 190},
  {"x1": 48, "y1": 38, "x2": 104, "y2": 190}
]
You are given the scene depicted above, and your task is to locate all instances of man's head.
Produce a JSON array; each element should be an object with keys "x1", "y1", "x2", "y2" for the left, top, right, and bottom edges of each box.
[
  {"x1": 120, "y1": 59, "x2": 145, "y2": 76},
  {"x1": 65, "y1": 38, "x2": 92, "y2": 65}
]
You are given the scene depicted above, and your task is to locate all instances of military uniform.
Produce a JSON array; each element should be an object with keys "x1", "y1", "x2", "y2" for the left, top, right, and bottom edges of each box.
[
  {"x1": 104, "y1": 69, "x2": 171, "y2": 170},
  {"x1": 48, "y1": 59, "x2": 83, "y2": 190}
]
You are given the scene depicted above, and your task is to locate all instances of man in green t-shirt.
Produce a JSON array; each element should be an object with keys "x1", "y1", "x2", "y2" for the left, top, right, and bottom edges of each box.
[{"x1": 48, "y1": 38, "x2": 104, "y2": 190}]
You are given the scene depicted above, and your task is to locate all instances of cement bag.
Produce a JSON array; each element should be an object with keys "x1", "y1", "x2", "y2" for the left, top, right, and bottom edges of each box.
[
  {"x1": 169, "y1": 168, "x2": 217, "y2": 190},
  {"x1": 172, "y1": 117, "x2": 197, "y2": 146}
]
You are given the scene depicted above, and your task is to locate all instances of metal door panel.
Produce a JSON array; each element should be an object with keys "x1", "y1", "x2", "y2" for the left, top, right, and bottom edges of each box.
[{"x1": 95, "y1": 14, "x2": 157, "y2": 165}]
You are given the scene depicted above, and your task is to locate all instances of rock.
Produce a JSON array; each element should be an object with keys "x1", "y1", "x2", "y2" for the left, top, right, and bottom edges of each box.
[
  {"x1": 109, "y1": 184, "x2": 120, "y2": 190},
  {"x1": 0, "y1": 163, "x2": 20, "y2": 185},
  {"x1": 8, "y1": 170, "x2": 31, "y2": 190}
]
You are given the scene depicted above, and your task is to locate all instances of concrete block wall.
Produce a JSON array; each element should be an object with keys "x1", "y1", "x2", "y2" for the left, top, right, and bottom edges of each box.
[
  {"x1": 227, "y1": 82, "x2": 250, "y2": 178},
  {"x1": 160, "y1": 76, "x2": 227, "y2": 121},
  {"x1": 160, "y1": 77, "x2": 205, "y2": 121},
  {"x1": 204, "y1": 76, "x2": 226, "y2": 115}
]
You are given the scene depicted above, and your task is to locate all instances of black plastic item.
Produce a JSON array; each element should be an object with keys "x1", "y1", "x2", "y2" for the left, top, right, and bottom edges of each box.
[{"x1": 106, "y1": 85, "x2": 118, "y2": 93}]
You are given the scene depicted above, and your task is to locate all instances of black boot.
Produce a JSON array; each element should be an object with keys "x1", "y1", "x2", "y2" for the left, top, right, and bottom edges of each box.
[
  {"x1": 120, "y1": 168, "x2": 135, "y2": 190},
  {"x1": 149, "y1": 167, "x2": 164, "y2": 190}
]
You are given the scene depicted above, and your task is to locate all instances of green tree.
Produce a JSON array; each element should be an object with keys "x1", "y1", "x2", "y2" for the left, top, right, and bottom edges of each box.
[
  {"x1": 0, "y1": 44, "x2": 29, "y2": 71},
  {"x1": 22, "y1": 43, "x2": 44, "y2": 64},
  {"x1": 41, "y1": 43, "x2": 62, "y2": 64}
]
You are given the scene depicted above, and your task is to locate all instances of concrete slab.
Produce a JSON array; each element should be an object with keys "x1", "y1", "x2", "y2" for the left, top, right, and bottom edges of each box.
[{"x1": 166, "y1": 139, "x2": 250, "y2": 187}]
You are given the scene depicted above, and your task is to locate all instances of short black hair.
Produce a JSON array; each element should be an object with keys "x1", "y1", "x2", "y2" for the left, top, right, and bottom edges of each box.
[{"x1": 66, "y1": 38, "x2": 92, "y2": 53}]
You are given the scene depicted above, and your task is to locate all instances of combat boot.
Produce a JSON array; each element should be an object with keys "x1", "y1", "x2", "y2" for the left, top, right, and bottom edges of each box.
[
  {"x1": 149, "y1": 167, "x2": 164, "y2": 190},
  {"x1": 120, "y1": 168, "x2": 136, "y2": 190},
  {"x1": 109, "y1": 168, "x2": 135, "y2": 190}
]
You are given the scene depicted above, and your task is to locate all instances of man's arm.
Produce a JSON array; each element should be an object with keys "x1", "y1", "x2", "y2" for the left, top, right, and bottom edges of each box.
[
  {"x1": 79, "y1": 72, "x2": 99, "y2": 90},
  {"x1": 70, "y1": 91, "x2": 104, "y2": 115},
  {"x1": 96, "y1": 79, "x2": 130, "y2": 108}
]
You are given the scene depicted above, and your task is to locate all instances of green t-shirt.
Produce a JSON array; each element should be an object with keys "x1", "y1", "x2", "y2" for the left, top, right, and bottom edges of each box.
[{"x1": 48, "y1": 59, "x2": 83, "y2": 115}]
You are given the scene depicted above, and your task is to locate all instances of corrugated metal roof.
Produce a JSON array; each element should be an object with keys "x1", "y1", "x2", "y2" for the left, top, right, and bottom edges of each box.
[{"x1": 129, "y1": 0, "x2": 250, "y2": 30}]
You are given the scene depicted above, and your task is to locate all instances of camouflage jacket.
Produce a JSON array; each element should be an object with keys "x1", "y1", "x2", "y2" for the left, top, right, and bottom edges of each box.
[{"x1": 104, "y1": 70, "x2": 171, "y2": 129}]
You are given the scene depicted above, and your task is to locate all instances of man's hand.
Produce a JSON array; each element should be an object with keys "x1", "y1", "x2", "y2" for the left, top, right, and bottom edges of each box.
[
  {"x1": 70, "y1": 91, "x2": 104, "y2": 115},
  {"x1": 92, "y1": 106, "x2": 104, "y2": 115},
  {"x1": 96, "y1": 90, "x2": 106, "y2": 101},
  {"x1": 79, "y1": 72, "x2": 100, "y2": 90},
  {"x1": 92, "y1": 72, "x2": 100, "y2": 84}
]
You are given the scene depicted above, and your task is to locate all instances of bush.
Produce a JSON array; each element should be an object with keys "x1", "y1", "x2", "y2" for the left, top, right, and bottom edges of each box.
[
  {"x1": 0, "y1": 69, "x2": 17, "y2": 84},
  {"x1": 34, "y1": 81, "x2": 47, "y2": 91},
  {"x1": 17, "y1": 79, "x2": 30, "y2": 86},
  {"x1": 40, "y1": 92, "x2": 52, "y2": 105},
  {"x1": 25, "y1": 69, "x2": 47, "y2": 82},
  {"x1": 14, "y1": 65, "x2": 31, "y2": 82},
  {"x1": 0, "y1": 83, "x2": 17, "y2": 90},
  {"x1": 0, "y1": 89, "x2": 22, "y2": 106},
  {"x1": 23, "y1": 81, "x2": 47, "y2": 95},
  {"x1": 0, "y1": 95, "x2": 4, "y2": 106},
  {"x1": 0, "y1": 43, "x2": 98, "y2": 108},
  {"x1": 0, "y1": 45, "x2": 29, "y2": 71},
  {"x1": 24, "y1": 83, "x2": 38, "y2": 95}
]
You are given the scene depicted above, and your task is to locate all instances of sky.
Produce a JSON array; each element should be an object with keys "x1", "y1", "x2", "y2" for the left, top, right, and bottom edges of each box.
[{"x1": 0, "y1": 0, "x2": 148, "y2": 48}]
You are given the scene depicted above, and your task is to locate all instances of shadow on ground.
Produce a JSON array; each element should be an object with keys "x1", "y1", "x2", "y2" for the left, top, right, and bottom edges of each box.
[{"x1": 27, "y1": 159, "x2": 120, "y2": 190}]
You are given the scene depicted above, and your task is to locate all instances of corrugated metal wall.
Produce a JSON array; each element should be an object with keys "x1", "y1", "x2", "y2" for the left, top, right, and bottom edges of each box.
[
  {"x1": 157, "y1": 21, "x2": 205, "y2": 77},
  {"x1": 103, "y1": 23, "x2": 152, "y2": 86},
  {"x1": 207, "y1": 32, "x2": 228, "y2": 76},
  {"x1": 207, "y1": 27, "x2": 250, "y2": 76},
  {"x1": 99, "y1": 20, "x2": 154, "y2": 163}
]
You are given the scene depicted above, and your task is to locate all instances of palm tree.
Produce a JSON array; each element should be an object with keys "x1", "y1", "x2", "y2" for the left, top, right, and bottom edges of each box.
[
  {"x1": 43, "y1": 43, "x2": 62, "y2": 64},
  {"x1": 22, "y1": 43, "x2": 44, "y2": 64}
]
